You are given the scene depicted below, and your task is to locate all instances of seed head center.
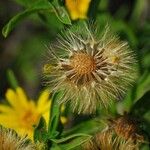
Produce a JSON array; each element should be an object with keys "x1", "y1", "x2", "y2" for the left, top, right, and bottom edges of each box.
[{"x1": 70, "y1": 53, "x2": 96, "y2": 75}]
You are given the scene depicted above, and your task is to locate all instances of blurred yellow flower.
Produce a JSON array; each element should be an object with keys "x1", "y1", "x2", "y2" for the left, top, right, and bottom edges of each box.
[
  {"x1": 0, "y1": 87, "x2": 67, "y2": 140},
  {"x1": 65, "y1": 0, "x2": 91, "y2": 20}
]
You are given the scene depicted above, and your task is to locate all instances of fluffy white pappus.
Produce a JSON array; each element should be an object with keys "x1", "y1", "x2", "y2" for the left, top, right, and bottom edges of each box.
[
  {"x1": 83, "y1": 130, "x2": 139, "y2": 150},
  {"x1": 0, "y1": 126, "x2": 36, "y2": 150},
  {"x1": 43, "y1": 23, "x2": 137, "y2": 114}
]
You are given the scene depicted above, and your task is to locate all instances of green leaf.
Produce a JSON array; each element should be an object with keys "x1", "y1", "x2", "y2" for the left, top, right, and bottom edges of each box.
[
  {"x1": 130, "y1": 90, "x2": 150, "y2": 116},
  {"x1": 2, "y1": 0, "x2": 51, "y2": 37},
  {"x1": 13, "y1": 0, "x2": 37, "y2": 7},
  {"x1": 133, "y1": 71, "x2": 150, "y2": 104},
  {"x1": 48, "y1": 92, "x2": 62, "y2": 139},
  {"x1": 62, "y1": 119, "x2": 104, "y2": 137},
  {"x1": 99, "y1": 0, "x2": 109, "y2": 11},
  {"x1": 49, "y1": 0, "x2": 71, "y2": 25},
  {"x1": 144, "y1": 111, "x2": 150, "y2": 123},
  {"x1": 51, "y1": 133, "x2": 91, "y2": 144},
  {"x1": 51, "y1": 133, "x2": 92, "y2": 150},
  {"x1": 131, "y1": 0, "x2": 147, "y2": 25},
  {"x1": 34, "y1": 117, "x2": 48, "y2": 142},
  {"x1": 7, "y1": 69, "x2": 19, "y2": 89},
  {"x1": 2, "y1": 0, "x2": 71, "y2": 37},
  {"x1": 140, "y1": 145, "x2": 150, "y2": 150},
  {"x1": 119, "y1": 70, "x2": 150, "y2": 112}
]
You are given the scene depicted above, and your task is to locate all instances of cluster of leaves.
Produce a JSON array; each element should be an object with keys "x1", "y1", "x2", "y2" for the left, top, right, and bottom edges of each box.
[
  {"x1": 34, "y1": 93, "x2": 94, "y2": 150},
  {"x1": 2, "y1": 0, "x2": 150, "y2": 149}
]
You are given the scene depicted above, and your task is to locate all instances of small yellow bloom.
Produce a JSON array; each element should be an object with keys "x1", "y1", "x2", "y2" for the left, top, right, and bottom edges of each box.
[
  {"x1": 0, "y1": 87, "x2": 66, "y2": 140},
  {"x1": 65, "y1": 0, "x2": 91, "y2": 20}
]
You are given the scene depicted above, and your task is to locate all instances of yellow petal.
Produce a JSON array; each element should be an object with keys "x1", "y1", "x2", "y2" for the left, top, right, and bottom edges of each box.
[
  {"x1": 38, "y1": 90, "x2": 50, "y2": 106},
  {"x1": 16, "y1": 128, "x2": 33, "y2": 140},
  {"x1": 60, "y1": 116, "x2": 67, "y2": 124},
  {"x1": 65, "y1": 0, "x2": 91, "y2": 20},
  {"x1": 28, "y1": 100, "x2": 36, "y2": 109},
  {"x1": 39, "y1": 101, "x2": 51, "y2": 115},
  {"x1": 5, "y1": 89, "x2": 19, "y2": 108},
  {"x1": 37, "y1": 90, "x2": 50, "y2": 112},
  {"x1": 27, "y1": 131, "x2": 34, "y2": 140},
  {"x1": 16, "y1": 87, "x2": 29, "y2": 108},
  {"x1": 0, "y1": 114, "x2": 18, "y2": 128},
  {"x1": 43, "y1": 111, "x2": 49, "y2": 125},
  {"x1": 0, "y1": 105, "x2": 13, "y2": 113},
  {"x1": 61, "y1": 105, "x2": 65, "y2": 112},
  {"x1": 79, "y1": 0, "x2": 91, "y2": 14}
]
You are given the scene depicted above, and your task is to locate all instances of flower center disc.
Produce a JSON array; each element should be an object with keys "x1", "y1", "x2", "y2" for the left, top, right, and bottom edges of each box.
[
  {"x1": 21, "y1": 110, "x2": 40, "y2": 129},
  {"x1": 70, "y1": 53, "x2": 96, "y2": 75}
]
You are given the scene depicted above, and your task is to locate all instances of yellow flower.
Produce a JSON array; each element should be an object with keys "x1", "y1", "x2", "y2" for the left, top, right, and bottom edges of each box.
[
  {"x1": 0, "y1": 87, "x2": 67, "y2": 140},
  {"x1": 65, "y1": 0, "x2": 91, "y2": 20}
]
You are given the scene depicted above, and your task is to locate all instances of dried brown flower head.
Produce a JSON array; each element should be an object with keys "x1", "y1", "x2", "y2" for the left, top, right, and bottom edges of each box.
[
  {"x1": 44, "y1": 23, "x2": 137, "y2": 113},
  {"x1": 109, "y1": 114, "x2": 144, "y2": 142},
  {"x1": 83, "y1": 130, "x2": 139, "y2": 150},
  {"x1": 0, "y1": 125, "x2": 36, "y2": 150}
]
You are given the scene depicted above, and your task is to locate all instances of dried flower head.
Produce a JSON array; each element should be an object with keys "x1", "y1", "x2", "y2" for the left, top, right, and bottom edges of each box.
[
  {"x1": 83, "y1": 130, "x2": 139, "y2": 150},
  {"x1": 109, "y1": 114, "x2": 144, "y2": 142},
  {"x1": 0, "y1": 125, "x2": 36, "y2": 150},
  {"x1": 44, "y1": 23, "x2": 137, "y2": 113}
]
